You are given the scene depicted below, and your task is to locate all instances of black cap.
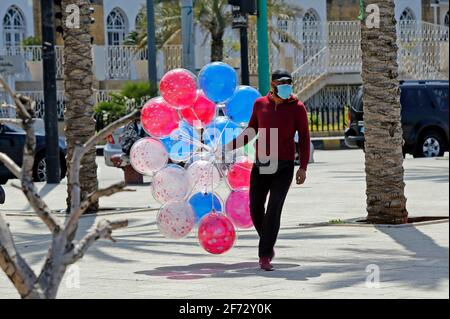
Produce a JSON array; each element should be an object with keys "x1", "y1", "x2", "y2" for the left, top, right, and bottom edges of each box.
[{"x1": 272, "y1": 69, "x2": 292, "y2": 82}]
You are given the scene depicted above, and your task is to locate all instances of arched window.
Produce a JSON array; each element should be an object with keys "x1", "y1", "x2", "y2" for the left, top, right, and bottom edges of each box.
[
  {"x1": 302, "y1": 9, "x2": 321, "y2": 61},
  {"x1": 399, "y1": 7, "x2": 416, "y2": 22},
  {"x1": 107, "y1": 8, "x2": 128, "y2": 46},
  {"x1": 3, "y1": 6, "x2": 26, "y2": 47}
]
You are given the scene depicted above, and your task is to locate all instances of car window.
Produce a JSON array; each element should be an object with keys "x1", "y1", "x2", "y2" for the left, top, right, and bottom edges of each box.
[
  {"x1": 351, "y1": 89, "x2": 363, "y2": 112},
  {"x1": 401, "y1": 88, "x2": 429, "y2": 110},
  {"x1": 430, "y1": 87, "x2": 449, "y2": 111}
]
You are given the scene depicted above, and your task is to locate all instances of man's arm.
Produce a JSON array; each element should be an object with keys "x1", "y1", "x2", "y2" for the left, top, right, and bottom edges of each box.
[
  {"x1": 223, "y1": 103, "x2": 259, "y2": 152},
  {"x1": 296, "y1": 103, "x2": 311, "y2": 183}
]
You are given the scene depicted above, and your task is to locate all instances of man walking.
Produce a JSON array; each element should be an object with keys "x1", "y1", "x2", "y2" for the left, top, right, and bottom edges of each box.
[{"x1": 222, "y1": 69, "x2": 310, "y2": 271}]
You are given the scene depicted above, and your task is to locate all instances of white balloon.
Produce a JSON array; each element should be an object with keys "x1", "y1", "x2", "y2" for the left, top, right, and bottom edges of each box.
[
  {"x1": 157, "y1": 201, "x2": 196, "y2": 239},
  {"x1": 187, "y1": 160, "x2": 221, "y2": 192},
  {"x1": 130, "y1": 138, "x2": 168, "y2": 175},
  {"x1": 152, "y1": 164, "x2": 191, "y2": 204}
]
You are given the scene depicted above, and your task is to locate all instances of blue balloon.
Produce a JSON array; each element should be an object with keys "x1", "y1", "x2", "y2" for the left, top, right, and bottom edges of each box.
[
  {"x1": 225, "y1": 86, "x2": 262, "y2": 124},
  {"x1": 161, "y1": 121, "x2": 200, "y2": 162},
  {"x1": 198, "y1": 62, "x2": 238, "y2": 103},
  {"x1": 203, "y1": 116, "x2": 242, "y2": 148},
  {"x1": 189, "y1": 192, "x2": 223, "y2": 222}
]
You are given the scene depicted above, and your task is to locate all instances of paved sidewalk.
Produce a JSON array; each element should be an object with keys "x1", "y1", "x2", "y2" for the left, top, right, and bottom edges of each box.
[{"x1": 0, "y1": 150, "x2": 448, "y2": 298}]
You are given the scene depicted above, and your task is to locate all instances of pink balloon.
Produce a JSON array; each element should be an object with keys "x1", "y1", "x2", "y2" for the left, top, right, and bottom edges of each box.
[
  {"x1": 225, "y1": 188, "x2": 253, "y2": 229},
  {"x1": 130, "y1": 138, "x2": 168, "y2": 175},
  {"x1": 160, "y1": 69, "x2": 198, "y2": 109},
  {"x1": 227, "y1": 157, "x2": 253, "y2": 190},
  {"x1": 181, "y1": 91, "x2": 216, "y2": 128},
  {"x1": 198, "y1": 212, "x2": 236, "y2": 255},
  {"x1": 157, "y1": 201, "x2": 196, "y2": 239},
  {"x1": 141, "y1": 97, "x2": 180, "y2": 138}
]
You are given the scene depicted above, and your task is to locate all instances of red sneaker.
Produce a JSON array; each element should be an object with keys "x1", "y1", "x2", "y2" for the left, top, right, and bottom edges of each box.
[
  {"x1": 270, "y1": 249, "x2": 275, "y2": 262},
  {"x1": 259, "y1": 257, "x2": 274, "y2": 271}
]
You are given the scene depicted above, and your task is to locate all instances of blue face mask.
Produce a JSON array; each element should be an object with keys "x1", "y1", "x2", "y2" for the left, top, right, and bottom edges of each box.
[{"x1": 276, "y1": 84, "x2": 293, "y2": 100}]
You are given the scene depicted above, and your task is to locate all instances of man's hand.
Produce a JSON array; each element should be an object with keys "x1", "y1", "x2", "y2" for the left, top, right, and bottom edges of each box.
[{"x1": 296, "y1": 168, "x2": 306, "y2": 185}]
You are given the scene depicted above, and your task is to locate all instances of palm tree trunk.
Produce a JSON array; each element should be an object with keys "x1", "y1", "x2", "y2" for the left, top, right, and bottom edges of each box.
[
  {"x1": 361, "y1": 0, "x2": 408, "y2": 224},
  {"x1": 62, "y1": 0, "x2": 98, "y2": 213},
  {"x1": 211, "y1": 34, "x2": 224, "y2": 62}
]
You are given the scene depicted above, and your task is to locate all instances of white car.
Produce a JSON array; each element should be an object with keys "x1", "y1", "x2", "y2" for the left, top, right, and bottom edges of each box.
[{"x1": 103, "y1": 127, "x2": 124, "y2": 167}]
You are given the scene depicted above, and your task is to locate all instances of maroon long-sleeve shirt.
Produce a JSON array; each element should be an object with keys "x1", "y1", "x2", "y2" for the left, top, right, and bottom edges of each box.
[{"x1": 238, "y1": 93, "x2": 311, "y2": 171}]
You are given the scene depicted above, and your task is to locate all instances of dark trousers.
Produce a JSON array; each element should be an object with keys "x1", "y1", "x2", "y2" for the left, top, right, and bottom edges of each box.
[{"x1": 249, "y1": 161, "x2": 294, "y2": 258}]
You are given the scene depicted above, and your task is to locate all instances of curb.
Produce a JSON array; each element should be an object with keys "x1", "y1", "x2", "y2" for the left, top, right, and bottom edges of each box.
[
  {"x1": 311, "y1": 137, "x2": 350, "y2": 150},
  {"x1": 298, "y1": 217, "x2": 449, "y2": 229}
]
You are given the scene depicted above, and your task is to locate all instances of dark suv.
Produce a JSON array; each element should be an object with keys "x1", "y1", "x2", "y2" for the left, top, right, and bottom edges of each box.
[{"x1": 345, "y1": 80, "x2": 449, "y2": 157}]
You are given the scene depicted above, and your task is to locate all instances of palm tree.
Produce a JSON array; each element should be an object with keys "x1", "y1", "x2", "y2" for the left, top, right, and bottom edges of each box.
[
  {"x1": 360, "y1": 0, "x2": 408, "y2": 224},
  {"x1": 62, "y1": 0, "x2": 98, "y2": 213},
  {"x1": 130, "y1": 0, "x2": 303, "y2": 62}
]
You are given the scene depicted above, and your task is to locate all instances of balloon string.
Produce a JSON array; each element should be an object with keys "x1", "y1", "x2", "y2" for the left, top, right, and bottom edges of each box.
[
  {"x1": 176, "y1": 134, "x2": 211, "y2": 152},
  {"x1": 176, "y1": 130, "x2": 213, "y2": 151},
  {"x1": 213, "y1": 161, "x2": 233, "y2": 192},
  {"x1": 210, "y1": 158, "x2": 214, "y2": 212},
  {"x1": 213, "y1": 119, "x2": 230, "y2": 152}
]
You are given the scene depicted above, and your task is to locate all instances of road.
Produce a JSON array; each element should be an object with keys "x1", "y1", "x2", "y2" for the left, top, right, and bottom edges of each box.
[{"x1": 0, "y1": 149, "x2": 448, "y2": 298}]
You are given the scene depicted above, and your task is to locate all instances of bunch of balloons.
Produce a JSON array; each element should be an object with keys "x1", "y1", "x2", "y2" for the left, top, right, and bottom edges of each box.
[{"x1": 130, "y1": 62, "x2": 262, "y2": 255}]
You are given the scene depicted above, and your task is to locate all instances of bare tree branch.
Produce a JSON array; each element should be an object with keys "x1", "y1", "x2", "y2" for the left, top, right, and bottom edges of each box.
[
  {"x1": 68, "y1": 109, "x2": 140, "y2": 215},
  {"x1": 0, "y1": 75, "x2": 32, "y2": 119},
  {"x1": 0, "y1": 118, "x2": 22, "y2": 126},
  {"x1": 65, "y1": 182, "x2": 135, "y2": 235},
  {"x1": 67, "y1": 219, "x2": 128, "y2": 264},
  {"x1": 0, "y1": 153, "x2": 21, "y2": 178},
  {"x1": 0, "y1": 214, "x2": 44, "y2": 299}
]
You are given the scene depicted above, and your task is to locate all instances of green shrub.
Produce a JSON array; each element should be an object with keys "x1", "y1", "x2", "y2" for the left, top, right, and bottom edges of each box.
[
  {"x1": 22, "y1": 36, "x2": 41, "y2": 46},
  {"x1": 120, "y1": 81, "x2": 157, "y2": 102},
  {"x1": 94, "y1": 82, "x2": 157, "y2": 131}
]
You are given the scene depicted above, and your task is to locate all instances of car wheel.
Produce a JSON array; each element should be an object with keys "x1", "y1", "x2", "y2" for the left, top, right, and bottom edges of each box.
[
  {"x1": 33, "y1": 153, "x2": 48, "y2": 182},
  {"x1": 415, "y1": 131, "x2": 446, "y2": 158},
  {"x1": 33, "y1": 153, "x2": 65, "y2": 182}
]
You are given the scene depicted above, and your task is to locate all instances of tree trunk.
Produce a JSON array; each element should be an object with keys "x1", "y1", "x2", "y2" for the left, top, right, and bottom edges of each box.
[
  {"x1": 361, "y1": 0, "x2": 408, "y2": 224},
  {"x1": 63, "y1": 0, "x2": 98, "y2": 213},
  {"x1": 211, "y1": 34, "x2": 224, "y2": 62}
]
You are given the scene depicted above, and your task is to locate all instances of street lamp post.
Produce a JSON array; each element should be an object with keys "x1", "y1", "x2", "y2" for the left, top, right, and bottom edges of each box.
[
  {"x1": 147, "y1": 0, "x2": 158, "y2": 85},
  {"x1": 256, "y1": 0, "x2": 270, "y2": 95},
  {"x1": 41, "y1": 0, "x2": 61, "y2": 184},
  {"x1": 181, "y1": 0, "x2": 196, "y2": 73}
]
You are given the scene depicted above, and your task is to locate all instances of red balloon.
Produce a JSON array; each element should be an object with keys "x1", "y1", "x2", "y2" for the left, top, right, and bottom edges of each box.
[
  {"x1": 141, "y1": 97, "x2": 180, "y2": 138},
  {"x1": 160, "y1": 69, "x2": 198, "y2": 109},
  {"x1": 227, "y1": 157, "x2": 253, "y2": 190},
  {"x1": 198, "y1": 212, "x2": 236, "y2": 255},
  {"x1": 181, "y1": 91, "x2": 216, "y2": 128}
]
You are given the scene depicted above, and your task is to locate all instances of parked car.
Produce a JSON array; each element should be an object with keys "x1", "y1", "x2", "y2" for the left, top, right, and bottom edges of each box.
[
  {"x1": 345, "y1": 80, "x2": 449, "y2": 157},
  {"x1": 104, "y1": 127, "x2": 124, "y2": 167},
  {"x1": 0, "y1": 121, "x2": 67, "y2": 184}
]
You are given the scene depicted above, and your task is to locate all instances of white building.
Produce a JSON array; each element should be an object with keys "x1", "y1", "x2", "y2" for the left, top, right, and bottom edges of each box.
[{"x1": 0, "y1": 0, "x2": 448, "y2": 119}]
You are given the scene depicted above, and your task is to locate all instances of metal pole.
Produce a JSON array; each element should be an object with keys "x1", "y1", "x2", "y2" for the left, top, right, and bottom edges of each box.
[
  {"x1": 240, "y1": 25, "x2": 250, "y2": 85},
  {"x1": 256, "y1": 0, "x2": 270, "y2": 95},
  {"x1": 147, "y1": 0, "x2": 158, "y2": 84},
  {"x1": 41, "y1": 0, "x2": 60, "y2": 184},
  {"x1": 181, "y1": 0, "x2": 196, "y2": 73}
]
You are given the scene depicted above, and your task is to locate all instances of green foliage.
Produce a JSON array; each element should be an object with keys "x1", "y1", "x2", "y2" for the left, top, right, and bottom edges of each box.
[
  {"x1": 120, "y1": 81, "x2": 157, "y2": 101},
  {"x1": 328, "y1": 219, "x2": 346, "y2": 225},
  {"x1": 94, "y1": 82, "x2": 157, "y2": 131},
  {"x1": 130, "y1": 0, "x2": 303, "y2": 59},
  {"x1": 21, "y1": 36, "x2": 41, "y2": 46}
]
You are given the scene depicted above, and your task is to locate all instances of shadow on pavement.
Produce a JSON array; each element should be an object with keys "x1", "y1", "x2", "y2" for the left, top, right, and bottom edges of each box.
[{"x1": 134, "y1": 262, "x2": 316, "y2": 281}]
